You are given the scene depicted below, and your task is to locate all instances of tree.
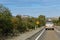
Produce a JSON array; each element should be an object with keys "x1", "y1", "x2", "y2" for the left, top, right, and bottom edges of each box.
[
  {"x1": 15, "y1": 15, "x2": 27, "y2": 32},
  {"x1": 38, "y1": 15, "x2": 46, "y2": 27},
  {"x1": 0, "y1": 4, "x2": 13, "y2": 36},
  {"x1": 59, "y1": 17, "x2": 60, "y2": 21}
]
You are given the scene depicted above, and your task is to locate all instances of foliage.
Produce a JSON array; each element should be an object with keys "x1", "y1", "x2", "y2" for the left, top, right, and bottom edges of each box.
[
  {"x1": 0, "y1": 5, "x2": 13, "y2": 36},
  {"x1": 38, "y1": 15, "x2": 46, "y2": 27},
  {"x1": 0, "y1": 4, "x2": 46, "y2": 37},
  {"x1": 52, "y1": 17, "x2": 60, "y2": 26}
]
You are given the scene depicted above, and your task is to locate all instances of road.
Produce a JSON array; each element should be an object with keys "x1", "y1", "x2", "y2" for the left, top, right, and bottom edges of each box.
[
  {"x1": 38, "y1": 30, "x2": 59, "y2": 40},
  {"x1": 26, "y1": 29, "x2": 60, "y2": 40}
]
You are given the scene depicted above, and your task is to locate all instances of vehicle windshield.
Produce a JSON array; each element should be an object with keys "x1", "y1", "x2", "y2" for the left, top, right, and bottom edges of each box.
[{"x1": 46, "y1": 21, "x2": 53, "y2": 24}]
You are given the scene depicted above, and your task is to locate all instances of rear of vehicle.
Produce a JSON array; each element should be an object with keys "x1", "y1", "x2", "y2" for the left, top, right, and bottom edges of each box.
[{"x1": 45, "y1": 21, "x2": 54, "y2": 30}]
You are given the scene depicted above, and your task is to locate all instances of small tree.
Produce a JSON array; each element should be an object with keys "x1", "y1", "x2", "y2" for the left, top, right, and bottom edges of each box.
[{"x1": 38, "y1": 15, "x2": 46, "y2": 27}]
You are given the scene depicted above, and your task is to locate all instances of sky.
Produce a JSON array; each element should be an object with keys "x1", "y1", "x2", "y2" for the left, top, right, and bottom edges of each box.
[{"x1": 0, "y1": 0, "x2": 60, "y2": 17}]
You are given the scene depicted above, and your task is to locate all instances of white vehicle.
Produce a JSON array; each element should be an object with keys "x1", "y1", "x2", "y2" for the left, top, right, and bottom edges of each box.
[{"x1": 45, "y1": 21, "x2": 54, "y2": 30}]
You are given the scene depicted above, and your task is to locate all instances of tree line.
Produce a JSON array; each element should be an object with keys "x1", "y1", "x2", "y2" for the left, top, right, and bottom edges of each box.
[
  {"x1": 0, "y1": 4, "x2": 46, "y2": 37},
  {"x1": 52, "y1": 17, "x2": 60, "y2": 26}
]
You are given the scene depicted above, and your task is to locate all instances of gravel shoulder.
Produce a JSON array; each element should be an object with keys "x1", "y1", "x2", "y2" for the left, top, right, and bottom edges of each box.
[{"x1": 6, "y1": 27, "x2": 44, "y2": 40}]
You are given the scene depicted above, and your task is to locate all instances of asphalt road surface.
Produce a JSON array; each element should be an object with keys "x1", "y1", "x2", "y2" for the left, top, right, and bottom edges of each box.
[
  {"x1": 38, "y1": 30, "x2": 59, "y2": 40},
  {"x1": 26, "y1": 29, "x2": 60, "y2": 40}
]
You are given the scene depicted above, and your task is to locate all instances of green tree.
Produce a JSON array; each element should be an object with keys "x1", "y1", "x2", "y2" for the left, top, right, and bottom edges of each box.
[
  {"x1": 38, "y1": 15, "x2": 46, "y2": 27},
  {"x1": 16, "y1": 15, "x2": 25, "y2": 32},
  {"x1": 0, "y1": 4, "x2": 13, "y2": 36},
  {"x1": 59, "y1": 17, "x2": 60, "y2": 22}
]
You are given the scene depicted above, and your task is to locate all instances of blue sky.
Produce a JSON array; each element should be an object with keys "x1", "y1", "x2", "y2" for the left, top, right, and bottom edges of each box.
[{"x1": 0, "y1": 0, "x2": 60, "y2": 17}]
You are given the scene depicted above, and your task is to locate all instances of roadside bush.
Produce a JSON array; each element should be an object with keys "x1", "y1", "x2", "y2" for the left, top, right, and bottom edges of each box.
[{"x1": 0, "y1": 4, "x2": 46, "y2": 37}]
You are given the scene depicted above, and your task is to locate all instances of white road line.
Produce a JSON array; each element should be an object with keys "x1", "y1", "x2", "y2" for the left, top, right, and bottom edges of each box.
[{"x1": 35, "y1": 29, "x2": 45, "y2": 40}]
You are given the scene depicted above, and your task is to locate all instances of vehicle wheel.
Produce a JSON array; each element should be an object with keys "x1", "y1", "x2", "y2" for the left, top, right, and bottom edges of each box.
[
  {"x1": 52, "y1": 28, "x2": 54, "y2": 30},
  {"x1": 45, "y1": 28, "x2": 47, "y2": 30}
]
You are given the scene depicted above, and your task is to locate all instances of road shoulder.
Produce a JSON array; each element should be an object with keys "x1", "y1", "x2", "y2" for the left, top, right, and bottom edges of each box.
[{"x1": 6, "y1": 27, "x2": 44, "y2": 40}]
